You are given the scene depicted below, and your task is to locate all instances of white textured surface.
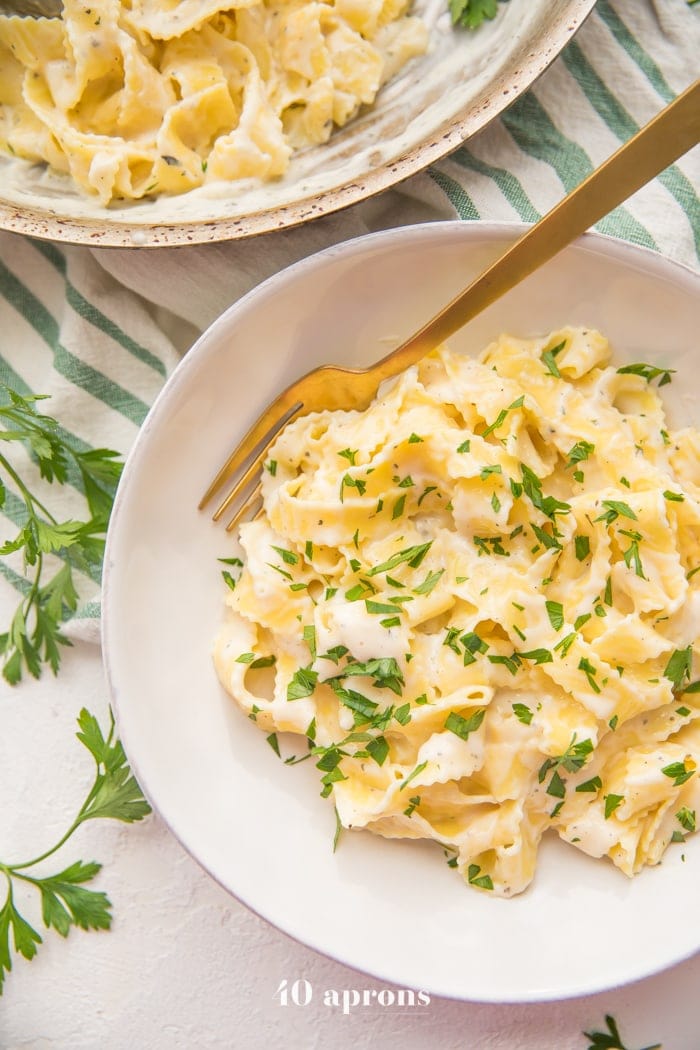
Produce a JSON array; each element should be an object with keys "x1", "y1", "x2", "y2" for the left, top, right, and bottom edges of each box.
[{"x1": 2, "y1": 647, "x2": 700, "y2": 1049}]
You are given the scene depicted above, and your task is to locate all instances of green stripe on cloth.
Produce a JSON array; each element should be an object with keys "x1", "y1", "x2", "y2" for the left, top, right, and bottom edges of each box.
[
  {"x1": 500, "y1": 91, "x2": 658, "y2": 251},
  {"x1": 427, "y1": 169, "x2": 480, "y2": 219},
  {"x1": 452, "y1": 149, "x2": 541, "y2": 222},
  {"x1": 562, "y1": 41, "x2": 700, "y2": 258},
  {"x1": 594, "y1": 0, "x2": 676, "y2": 103},
  {"x1": 0, "y1": 259, "x2": 150, "y2": 425},
  {"x1": 0, "y1": 559, "x2": 31, "y2": 598},
  {"x1": 34, "y1": 241, "x2": 167, "y2": 379}
]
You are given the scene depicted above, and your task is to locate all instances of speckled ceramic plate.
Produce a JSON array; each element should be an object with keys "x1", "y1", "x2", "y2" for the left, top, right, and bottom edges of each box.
[
  {"x1": 0, "y1": 0, "x2": 596, "y2": 247},
  {"x1": 103, "y1": 222, "x2": 700, "y2": 1002}
]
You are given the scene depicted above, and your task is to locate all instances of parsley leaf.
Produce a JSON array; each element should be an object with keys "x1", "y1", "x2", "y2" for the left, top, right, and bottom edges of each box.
[
  {"x1": 449, "y1": 0, "x2": 507, "y2": 30},
  {"x1": 467, "y1": 863, "x2": 494, "y2": 890},
  {"x1": 583, "y1": 1013, "x2": 661, "y2": 1050},
  {"x1": 664, "y1": 646, "x2": 693, "y2": 691},
  {"x1": 0, "y1": 388, "x2": 123, "y2": 683},
  {"x1": 0, "y1": 708, "x2": 150, "y2": 995},
  {"x1": 616, "y1": 362, "x2": 674, "y2": 386},
  {"x1": 545, "y1": 600, "x2": 564, "y2": 631},
  {"x1": 445, "y1": 709, "x2": 485, "y2": 740}
]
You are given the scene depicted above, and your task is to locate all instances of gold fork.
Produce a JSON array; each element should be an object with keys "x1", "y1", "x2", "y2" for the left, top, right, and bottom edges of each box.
[{"x1": 200, "y1": 78, "x2": 700, "y2": 531}]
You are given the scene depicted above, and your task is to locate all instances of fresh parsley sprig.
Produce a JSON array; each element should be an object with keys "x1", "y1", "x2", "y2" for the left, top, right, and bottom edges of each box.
[
  {"x1": 0, "y1": 708, "x2": 151, "y2": 994},
  {"x1": 583, "y1": 1014, "x2": 661, "y2": 1050},
  {"x1": 0, "y1": 387, "x2": 123, "y2": 684},
  {"x1": 449, "y1": 0, "x2": 509, "y2": 29}
]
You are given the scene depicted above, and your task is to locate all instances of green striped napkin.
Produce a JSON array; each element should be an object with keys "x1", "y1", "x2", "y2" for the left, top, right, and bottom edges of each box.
[{"x1": 0, "y1": 0, "x2": 698, "y2": 653}]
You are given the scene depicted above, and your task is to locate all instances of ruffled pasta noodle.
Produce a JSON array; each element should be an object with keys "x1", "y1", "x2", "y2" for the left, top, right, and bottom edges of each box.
[
  {"x1": 214, "y1": 328, "x2": 700, "y2": 897},
  {"x1": 0, "y1": 0, "x2": 428, "y2": 203}
]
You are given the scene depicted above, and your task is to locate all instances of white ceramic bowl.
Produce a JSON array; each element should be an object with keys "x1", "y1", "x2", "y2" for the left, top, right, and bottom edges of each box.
[
  {"x1": 103, "y1": 222, "x2": 700, "y2": 1002},
  {"x1": 0, "y1": 0, "x2": 595, "y2": 246}
]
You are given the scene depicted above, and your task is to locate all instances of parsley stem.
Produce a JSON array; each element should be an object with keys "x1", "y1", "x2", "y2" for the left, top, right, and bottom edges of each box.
[
  {"x1": 0, "y1": 449, "x2": 58, "y2": 525},
  {"x1": 6, "y1": 816, "x2": 84, "y2": 871},
  {"x1": 8, "y1": 716, "x2": 113, "y2": 870}
]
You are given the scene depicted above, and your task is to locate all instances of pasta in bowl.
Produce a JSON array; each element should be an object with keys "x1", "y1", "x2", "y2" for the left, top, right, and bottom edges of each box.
[
  {"x1": 102, "y1": 223, "x2": 700, "y2": 999},
  {"x1": 214, "y1": 326, "x2": 700, "y2": 898}
]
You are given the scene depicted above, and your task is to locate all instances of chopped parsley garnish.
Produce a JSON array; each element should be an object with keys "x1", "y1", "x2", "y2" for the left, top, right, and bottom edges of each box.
[
  {"x1": 339, "y1": 473, "x2": 366, "y2": 501},
  {"x1": 403, "y1": 796, "x2": 421, "y2": 817},
  {"x1": 413, "y1": 569, "x2": 445, "y2": 595},
  {"x1": 445, "y1": 709, "x2": 485, "y2": 740},
  {"x1": 330, "y1": 656, "x2": 405, "y2": 695},
  {"x1": 271, "y1": 545, "x2": 298, "y2": 565},
  {"x1": 538, "y1": 736, "x2": 594, "y2": 798},
  {"x1": 287, "y1": 666, "x2": 318, "y2": 700},
  {"x1": 329, "y1": 682, "x2": 379, "y2": 725},
  {"x1": 565, "y1": 440, "x2": 594, "y2": 468},
  {"x1": 661, "y1": 760, "x2": 695, "y2": 787},
  {"x1": 450, "y1": 0, "x2": 508, "y2": 29},
  {"x1": 467, "y1": 863, "x2": 493, "y2": 890},
  {"x1": 578, "y1": 657, "x2": 601, "y2": 693},
  {"x1": 583, "y1": 1013, "x2": 661, "y2": 1050},
  {"x1": 530, "y1": 522, "x2": 562, "y2": 551},
  {"x1": 394, "y1": 703, "x2": 412, "y2": 725},
  {"x1": 604, "y1": 794, "x2": 624, "y2": 819},
  {"x1": 481, "y1": 396, "x2": 524, "y2": 437},
  {"x1": 617, "y1": 362, "x2": 674, "y2": 386},
  {"x1": 546, "y1": 600, "x2": 564, "y2": 631},
  {"x1": 576, "y1": 776, "x2": 602, "y2": 793},
  {"x1": 541, "y1": 339, "x2": 567, "y2": 378},
  {"x1": 235, "y1": 652, "x2": 276, "y2": 669},
  {"x1": 456, "y1": 439, "x2": 471, "y2": 453},
  {"x1": 520, "y1": 464, "x2": 571, "y2": 521},
  {"x1": 620, "y1": 529, "x2": 645, "y2": 578},
  {"x1": 487, "y1": 653, "x2": 520, "y2": 675},
  {"x1": 473, "y1": 535, "x2": 509, "y2": 557},
  {"x1": 575, "y1": 535, "x2": 591, "y2": 561},
  {"x1": 365, "y1": 599, "x2": 401, "y2": 616},
  {"x1": 664, "y1": 646, "x2": 693, "y2": 691},
  {"x1": 480, "y1": 464, "x2": 502, "y2": 480},
  {"x1": 519, "y1": 648, "x2": 553, "y2": 664},
  {"x1": 399, "y1": 761, "x2": 428, "y2": 791},
  {"x1": 266, "y1": 733, "x2": 281, "y2": 757},
  {"x1": 392, "y1": 494, "x2": 406, "y2": 519},
  {"x1": 554, "y1": 632, "x2": 577, "y2": 657},
  {"x1": 338, "y1": 448, "x2": 358, "y2": 465},
  {"x1": 676, "y1": 807, "x2": 696, "y2": 832},
  {"x1": 595, "y1": 500, "x2": 637, "y2": 525},
  {"x1": 512, "y1": 703, "x2": 533, "y2": 725},
  {"x1": 366, "y1": 736, "x2": 389, "y2": 766},
  {"x1": 417, "y1": 485, "x2": 437, "y2": 506},
  {"x1": 368, "y1": 542, "x2": 432, "y2": 577}
]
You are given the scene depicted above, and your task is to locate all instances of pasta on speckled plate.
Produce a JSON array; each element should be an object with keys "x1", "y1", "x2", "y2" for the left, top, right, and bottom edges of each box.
[
  {"x1": 0, "y1": 0, "x2": 427, "y2": 203},
  {"x1": 214, "y1": 328, "x2": 700, "y2": 897}
]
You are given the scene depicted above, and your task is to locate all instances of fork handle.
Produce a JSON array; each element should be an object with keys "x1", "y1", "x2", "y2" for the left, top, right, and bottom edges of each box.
[{"x1": 371, "y1": 77, "x2": 700, "y2": 381}]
